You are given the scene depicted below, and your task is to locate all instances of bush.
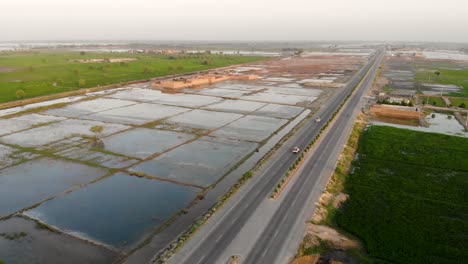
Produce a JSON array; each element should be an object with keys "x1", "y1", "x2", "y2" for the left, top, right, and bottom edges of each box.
[
  {"x1": 78, "y1": 79, "x2": 86, "y2": 87},
  {"x1": 459, "y1": 102, "x2": 466, "y2": 108},
  {"x1": 143, "y1": 67, "x2": 152, "y2": 74},
  {"x1": 15, "y1": 89, "x2": 26, "y2": 99}
]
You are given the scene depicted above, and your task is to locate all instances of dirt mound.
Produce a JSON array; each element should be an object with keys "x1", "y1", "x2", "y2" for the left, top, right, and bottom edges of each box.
[
  {"x1": 293, "y1": 255, "x2": 320, "y2": 264},
  {"x1": 306, "y1": 224, "x2": 358, "y2": 250},
  {"x1": 332, "y1": 193, "x2": 349, "y2": 208}
]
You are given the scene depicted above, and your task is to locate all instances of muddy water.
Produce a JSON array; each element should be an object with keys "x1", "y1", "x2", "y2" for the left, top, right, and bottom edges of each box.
[{"x1": 24, "y1": 173, "x2": 199, "y2": 249}]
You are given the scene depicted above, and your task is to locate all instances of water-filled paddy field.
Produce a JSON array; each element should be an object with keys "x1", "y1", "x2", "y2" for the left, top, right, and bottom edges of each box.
[
  {"x1": 0, "y1": 78, "x2": 315, "y2": 256},
  {"x1": 0, "y1": 52, "x2": 367, "y2": 262}
]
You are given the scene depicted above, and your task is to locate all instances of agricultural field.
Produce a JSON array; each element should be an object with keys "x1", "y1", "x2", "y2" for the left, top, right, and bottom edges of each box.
[
  {"x1": 337, "y1": 126, "x2": 468, "y2": 263},
  {"x1": 416, "y1": 69, "x2": 468, "y2": 98},
  {"x1": 449, "y1": 97, "x2": 468, "y2": 108},
  {"x1": 0, "y1": 52, "x2": 266, "y2": 103},
  {"x1": 419, "y1": 96, "x2": 446, "y2": 107}
]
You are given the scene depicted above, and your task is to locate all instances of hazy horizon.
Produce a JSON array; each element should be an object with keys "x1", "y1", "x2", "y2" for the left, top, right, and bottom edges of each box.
[{"x1": 2, "y1": 0, "x2": 468, "y2": 43}]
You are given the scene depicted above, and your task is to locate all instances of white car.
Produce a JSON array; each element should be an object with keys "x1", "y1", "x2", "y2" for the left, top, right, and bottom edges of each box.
[
  {"x1": 292, "y1": 147, "x2": 300, "y2": 154},
  {"x1": 315, "y1": 117, "x2": 321, "y2": 123}
]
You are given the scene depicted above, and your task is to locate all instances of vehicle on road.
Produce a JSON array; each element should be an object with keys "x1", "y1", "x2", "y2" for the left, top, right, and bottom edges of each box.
[
  {"x1": 315, "y1": 117, "x2": 321, "y2": 122},
  {"x1": 292, "y1": 147, "x2": 300, "y2": 154}
]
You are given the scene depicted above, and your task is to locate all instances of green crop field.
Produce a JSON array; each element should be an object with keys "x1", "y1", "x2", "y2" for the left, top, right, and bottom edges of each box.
[
  {"x1": 449, "y1": 97, "x2": 468, "y2": 108},
  {"x1": 337, "y1": 126, "x2": 468, "y2": 263},
  {"x1": 416, "y1": 69, "x2": 468, "y2": 98},
  {"x1": 0, "y1": 51, "x2": 267, "y2": 103},
  {"x1": 419, "y1": 96, "x2": 446, "y2": 107}
]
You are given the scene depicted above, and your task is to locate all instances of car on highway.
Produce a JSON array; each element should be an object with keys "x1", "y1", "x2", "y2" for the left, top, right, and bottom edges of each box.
[
  {"x1": 292, "y1": 147, "x2": 300, "y2": 154},
  {"x1": 315, "y1": 117, "x2": 321, "y2": 122}
]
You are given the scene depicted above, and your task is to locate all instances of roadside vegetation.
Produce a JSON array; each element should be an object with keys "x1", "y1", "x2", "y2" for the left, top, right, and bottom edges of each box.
[
  {"x1": 416, "y1": 69, "x2": 468, "y2": 98},
  {"x1": 0, "y1": 51, "x2": 266, "y2": 103},
  {"x1": 297, "y1": 116, "x2": 369, "y2": 263},
  {"x1": 299, "y1": 124, "x2": 468, "y2": 263}
]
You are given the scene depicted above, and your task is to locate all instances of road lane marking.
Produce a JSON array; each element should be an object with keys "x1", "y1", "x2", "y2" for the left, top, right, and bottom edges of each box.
[
  {"x1": 195, "y1": 255, "x2": 206, "y2": 264},
  {"x1": 261, "y1": 247, "x2": 270, "y2": 258},
  {"x1": 215, "y1": 233, "x2": 224, "y2": 242},
  {"x1": 230, "y1": 216, "x2": 239, "y2": 224},
  {"x1": 291, "y1": 198, "x2": 297, "y2": 207},
  {"x1": 273, "y1": 230, "x2": 279, "y2": 238}
]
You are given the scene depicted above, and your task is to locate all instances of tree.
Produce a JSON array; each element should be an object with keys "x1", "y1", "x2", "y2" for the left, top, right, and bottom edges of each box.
[
  {"x1": 90, "y1": 125, "x2": 105, "y2": 148},
  {"x1": 16, "y1": 90, "x2": 26, "y2": 99},
  {"x1": 143, "y1": 67, "x2": 151, "y2": 74},
  {"x1": 431, "y1": 113, "x2": 436, "y2": 119},
  {"x1": 80, "y1": 51, "x2": 86, "y2": 56},
  {"x1": 434, "y1": 71, "x2": 440, "y2": 77},
  {"x1": 78, "y1": 79, "x2": 86, "y2": 87},
  {"x1": 460, "y1": 102, "x2": 466, "y2": 109}
]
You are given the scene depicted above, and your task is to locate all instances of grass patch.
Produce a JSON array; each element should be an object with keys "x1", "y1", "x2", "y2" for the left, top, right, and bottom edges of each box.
[
  {"x1": 0, "y1": 51, "x2": 267, "y2": 103},
  {"x1": 0, "y1": 231, "x2": 28, "y2": 240},
  {"x1": 449, "y1": 97, "x2": 468, "y2": 108},
  {"x1": 420, "y1": 96, "x2": 446, "y2": 107},
  {"x1": 336, "y1": 126, "x2": 468, "y2": 263}
]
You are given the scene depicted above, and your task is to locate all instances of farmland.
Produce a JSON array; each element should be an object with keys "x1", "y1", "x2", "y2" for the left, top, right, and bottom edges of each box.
[
  {"x1": 449, "y1": 97, "x2": 468, "y2": 108},
  {"x1": 0, "y1": 52, "x2": 266, "y2": 103},
  {"x1": 416, "y1": 69, "x2": 468, "y2": 98},
  {"x1": 336, "y1": 126, "x2": 468, "y2": 263},
  {"x1": 419, "y1": 96, "x2": 446, "y2": 107}
]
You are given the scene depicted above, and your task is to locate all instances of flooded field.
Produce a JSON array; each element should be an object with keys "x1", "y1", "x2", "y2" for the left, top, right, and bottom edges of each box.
[
  {"x1": 0, "y1": 114, "x2": 65, "y2": 136},
  {"x1": 0, "y1": 51, "x2": 370, "y2": 260},
  {"x1": 382, "y1": 55, "x2": 467, "y2": 96},
  {"x1": 82, "y1": 103, "x2": 189, "y2": 125},
  {"x1": 131, "y1": 137, "x2": 257, "y2": 187},
  {"x1": 0, "y1": 158, "x2": 107, "y2": 217},
  {"x1": 373, "y1": 113, "x2": 468, "y2": 138},
  {"x1": 25, "y1": 173, "x2": 199, "y2": 249},
  {"x1": 102, "y1": 128, "x2": 195, "y2": 159},
  {"x1": 166, "y1": 109, "x2": 243, "y2": 130},
  {"x1": 0, "y1": 217, "x2": 119, "y2": 264},
  {"x1": 45, "y1": 98, "x2": 136, "y2": 118},
  {"x1": 212, "y1": 115, "x2": 287, "y2": 142},
  {"x1": 0, "y1": 119, "x2": 129, "y2": 147}
]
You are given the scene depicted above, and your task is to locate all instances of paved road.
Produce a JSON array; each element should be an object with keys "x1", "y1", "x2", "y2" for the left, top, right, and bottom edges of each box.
[{"x1": 176, "y1": 49, "x2": 384, "y2": 264}]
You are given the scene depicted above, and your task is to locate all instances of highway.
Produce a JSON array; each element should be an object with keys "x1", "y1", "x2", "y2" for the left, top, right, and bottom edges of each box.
[{"x1": 173, "y1": 49, "x2": 384, "y2": 264}]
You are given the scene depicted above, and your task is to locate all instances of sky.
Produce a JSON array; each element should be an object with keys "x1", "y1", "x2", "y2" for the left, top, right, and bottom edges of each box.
[{"x1": 1, "y1": 0, "x2": 468, "y2": 43}]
